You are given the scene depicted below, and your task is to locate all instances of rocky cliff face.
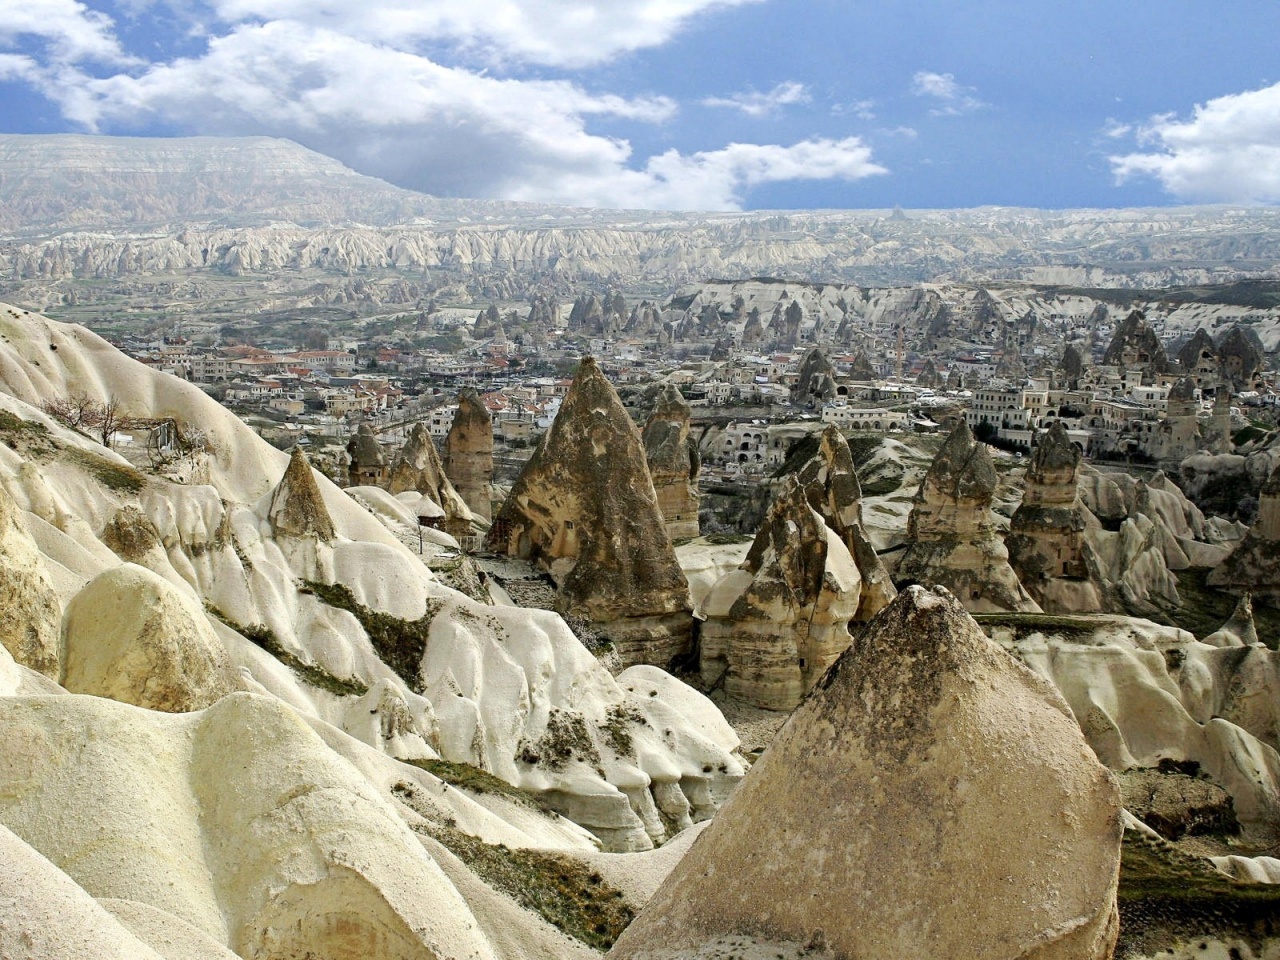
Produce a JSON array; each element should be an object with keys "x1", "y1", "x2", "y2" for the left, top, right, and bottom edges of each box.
[
  {"x1": 641, "y1": 385, "x2": 700, "y2": 542},
  {"x1": 488, "y1": 358, "x2": 693, "y2": 667},
  {"x1": 897, "y1": 421, "x2": 1040, "y2": 612},
  {"x1": 614, "y1": 586, "x2": 1123, "y2": 960},
  {"x1": 443, "y1": 389, "x2": 495, "y2": 524}
]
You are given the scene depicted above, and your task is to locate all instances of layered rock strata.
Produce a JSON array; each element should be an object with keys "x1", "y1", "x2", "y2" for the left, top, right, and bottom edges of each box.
[
  {"x1": 487, "y1": 358, "x2": 693, "y2": 667},
  {"x1": 641, "y1": 384, "x2": 700, "y2": 541},
  {"x1": 613, "y1": 586, "x2": 1123, "y2": 960},
  {"x1": 896, "y1": 421, "x2": 1040, "y2": 612}
]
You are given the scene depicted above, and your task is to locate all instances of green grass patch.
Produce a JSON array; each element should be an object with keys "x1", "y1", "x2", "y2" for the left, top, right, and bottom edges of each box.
[
  {"x1": 701, "y1": 533, "x2": 753, "y2": 545},
  {"x1": 302, "y1": 580, "x2": 443, "y2": 692},
  {"x1": 415, "y1": 821, "x2": 635, "y2": 950},
  {"x1": 1117, "y1": 833, "x2": 1280, "y2": 957},
  {"x1": 401, "y1": 758, "x2": 558, "y2": 816},
  {"x1": 0, "y1": 410, "x2": 49, "y2": 435},
  {"x1": 63, "y1": 447, "x2": 147, "y2": 493},
  {"x1": 206, "y1": 604, "x2": 369, "y2": 697}
]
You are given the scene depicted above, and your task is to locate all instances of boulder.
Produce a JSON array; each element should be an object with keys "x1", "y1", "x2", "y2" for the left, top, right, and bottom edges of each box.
[
  {"x1": 61, "y1": 562, "x2": 236, "y2": 712},
  {"x1": 611, "y1": 586, "x2": 1123, "y2": 960}
]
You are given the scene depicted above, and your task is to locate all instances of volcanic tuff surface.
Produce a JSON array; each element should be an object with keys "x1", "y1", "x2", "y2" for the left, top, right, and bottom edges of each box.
[
  {"x1": 612, "y1": 586, "x2": 1123, "y2": 960},
  {"x1": 488, "y1": 358, "x2": 693, "y2": 667}
]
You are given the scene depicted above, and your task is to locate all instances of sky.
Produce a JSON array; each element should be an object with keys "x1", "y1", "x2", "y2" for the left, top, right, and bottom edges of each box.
[{"x1": 1, "y1": 0, "x2": 1279, "y2": 212}]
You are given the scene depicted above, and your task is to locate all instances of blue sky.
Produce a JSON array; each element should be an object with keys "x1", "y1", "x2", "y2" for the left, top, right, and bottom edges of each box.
[{"x1": 2, "y1": 0, "x2": 1279, "y2": 210}]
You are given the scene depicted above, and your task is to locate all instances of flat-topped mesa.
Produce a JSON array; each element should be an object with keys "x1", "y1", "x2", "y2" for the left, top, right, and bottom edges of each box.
[
  {"x1": 387, "y1": 422, "x2": 473, "y2": 542},
  {"x1": 897, "y1": 420, "x2": 1040, "y2": 612},
  {"x1": 345, "y1": 423, "x2": 387, "y2": 487},
  {"x1": 789, "y1": 346, "x2": 837, "y2": 407},
  {"x1": 641, "y1": 384, "x2": 700, "y2": 541},
  {"x1": 1208, "y1": 461, "x2": 1280, "y2": 606},
  {"x1": 268, "y1": 446, "x2": 335, "y2": 542},
  {"x1": 612, "y1": 585, "x2": 1123, "y2": 960},
  {"x1": 486, "y1": 358, "x2": 693, "y2": 667},
  {"x1": 700, "y1": 478, "x2": 860, "y2": 710},
  {"x1": 793, "y1": 425, "x2": 896, "y2": 621},
  {"x1": 443, "y1": 388, "x2": 494, "y2": 523},
  {"x1": 1007, "y1": 421, "x2": 1105, "y2": 612}
]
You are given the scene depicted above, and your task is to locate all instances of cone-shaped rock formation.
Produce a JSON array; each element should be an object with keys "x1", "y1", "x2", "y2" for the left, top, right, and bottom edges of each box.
[
  {"x1": 1007, "y1": 421, "x2": 1105, "y2": 612},
  {"x1": 268, "y1": 446, "x2": 335, "y2": 541},
  {"x1": 388, "y1": 422, "x2": 473, "y2": 541},
  {"x1": 700, "y1": 478, "x2": 860, "y2": 710},
  {"x1": 641, "y1": 384, "x2": 700, "y2": 541},
  {"x1": 612, "y1": 585, "x2": 1123, "y2": 960},
  {"x1": 1208, "y1": 462, "x2": 1280, "y2": 606},
  {"x1": 487, "y1": 358, "x2": 692, "y2": 666},
  {"x1": 442, "y1": 389, "x2": 494, "y2": 523},
  {"x1": 897, "y1": 421, "x2": 1039, "y2": 612}
]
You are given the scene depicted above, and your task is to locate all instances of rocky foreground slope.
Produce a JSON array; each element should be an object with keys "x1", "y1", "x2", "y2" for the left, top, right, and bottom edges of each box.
[{"x1": 0, "y1": 300, "x2": 748, "y2": 958}]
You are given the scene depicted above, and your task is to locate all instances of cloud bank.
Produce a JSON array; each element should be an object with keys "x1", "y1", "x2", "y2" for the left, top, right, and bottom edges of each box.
[
  {"x1": 1110, "y1": 81, "x2": 1280, "y2": 204},
  {"x1": 0, "y1": 0, "x2": 888, "y2": 209}
]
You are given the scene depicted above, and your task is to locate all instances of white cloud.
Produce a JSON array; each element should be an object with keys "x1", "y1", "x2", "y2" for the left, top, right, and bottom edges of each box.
[
  {"x1": 0, "y1": 0, "x2": 130, "y2": 65},
  {"x1": 36, "y1": 21, "x2": 883, "y2": 209},
  {"x1": 910, "y1": 70, "x2": 986, "y2": 116},
  {"x1": 187, "y1": 0, "x2": 764, "y2": 68},
  {"x1": 1101, "y1": 118, "x2": 1131, "y2": 139},
  {"x1": 1110, "y1": 82, "x2": 1280, "y2": 203},
  {"x1": 702, "y1": 81, "x2": 810, "y2": 118},
  {"x1": 528, "y1": 137, "x2": 888, "y2": 209}
]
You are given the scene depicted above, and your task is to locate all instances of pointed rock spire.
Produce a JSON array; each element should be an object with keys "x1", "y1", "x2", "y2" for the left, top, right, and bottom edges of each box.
[
  {"x1": 641, "y1": 384, "x2": 700, "y2": 541},
  {"x1": 1008, "y1": 421, "x2": 1105, "y2": 612},
  {"x1": 487, "y1": 357, "x2": 691, "y2": 667},
  {"x1": 613, "y1": 585, "x2": 1122, "y2": 960},
  {"x1": 388, "y1": 422, "x2": 472, "y2": 539},
  {"x1": 443, "y1": 388, "x2": 494, "y2": 523},
  {"x1": 269, "y1": 446, "x2": 335, "y2": 541},
  {"x1": 898, "y1": 421, "x2": 1039, "y2": 612}
]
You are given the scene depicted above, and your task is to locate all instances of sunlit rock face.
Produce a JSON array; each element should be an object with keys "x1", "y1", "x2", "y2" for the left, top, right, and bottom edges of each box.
[
  {"x1": 613, "y1": 586, "x2": 1123, "y2": 960},
  {"x1": 641, "y1": 384, "x2": 700, "y2": 542},
  {"x1": 897, "y1": 421, "x2": 1040, "y2": 613},
  {"x1": 0, "y1": 478, "x2": 61, "y2": 678},
  {"x1": 487, "y1": 358, "x2": 692, "y2": 668}
]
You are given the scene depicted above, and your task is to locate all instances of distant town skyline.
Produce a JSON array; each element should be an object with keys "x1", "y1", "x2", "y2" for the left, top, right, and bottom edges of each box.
[{"x1": 2, "y1": 0, "x2": 1279, "y2": 212}]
